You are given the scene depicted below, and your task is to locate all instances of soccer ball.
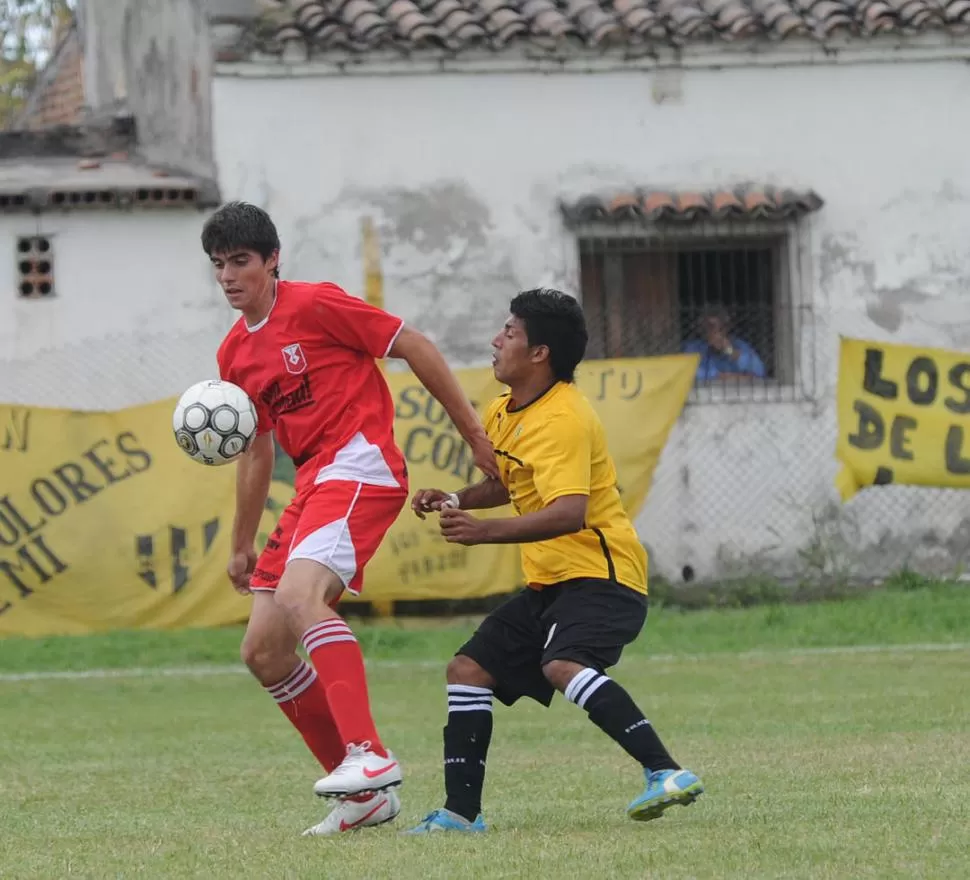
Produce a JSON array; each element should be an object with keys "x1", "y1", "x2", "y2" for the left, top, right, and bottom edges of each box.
[{"x1": 172, "y1": 379, "x2": 258, "y2": 466}]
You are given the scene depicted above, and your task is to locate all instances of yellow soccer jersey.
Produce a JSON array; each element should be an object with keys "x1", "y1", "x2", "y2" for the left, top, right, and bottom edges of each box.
[{"x1": 483, "y1": 381, "x2": 647, "y2": 595}]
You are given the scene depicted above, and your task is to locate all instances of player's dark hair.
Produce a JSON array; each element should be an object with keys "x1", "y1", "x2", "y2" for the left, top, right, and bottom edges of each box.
[
  {"x1": 510, "y1": 288, "x2": 588, "y2": 382},
  {"x1": 201, "y1": 201, "x2": 281, "y2": 279}
]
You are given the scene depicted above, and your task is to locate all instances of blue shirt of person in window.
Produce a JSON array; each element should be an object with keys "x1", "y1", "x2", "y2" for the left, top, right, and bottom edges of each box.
[{"x1": 682, "y1": 305, "x2": 766, "y2": 381}]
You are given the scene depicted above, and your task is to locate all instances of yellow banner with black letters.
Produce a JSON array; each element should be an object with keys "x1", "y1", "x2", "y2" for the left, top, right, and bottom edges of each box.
[
  {"x1": 0, "y1": 355, "x2": 697, "y2": 636},
  {"x1": 835, "y1": 337, "x2": 970, "y2": 501},
  {"x1": 347, "y1": 355, "x2": 699, "y2": 604},
  {"x1": 0, "y1": 399, "x2": 246, "y2": 637}
]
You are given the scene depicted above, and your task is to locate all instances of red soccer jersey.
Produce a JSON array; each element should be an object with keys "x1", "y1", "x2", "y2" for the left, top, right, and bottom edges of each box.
[{"x1": 216, "y1": 281, "x2": 407, "y2": 492}]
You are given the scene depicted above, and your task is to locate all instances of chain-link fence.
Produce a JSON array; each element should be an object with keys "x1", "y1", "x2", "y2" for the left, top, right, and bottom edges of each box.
[
  {"x1": 1, "y1": 313, "x2": 234, "y2": 412},
  {"x1": 579, "y1": 218, "x2": 970, "y2": 585},
  {"x1": 4, "y1": 218, "x2": 968, "y2": 589}
]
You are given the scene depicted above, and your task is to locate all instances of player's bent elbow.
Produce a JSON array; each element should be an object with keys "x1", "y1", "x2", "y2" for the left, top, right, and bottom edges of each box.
[
  {"x1": 563, "y1": 513, "x2": 586, "y2": 534},
  {"x1": 551, "y1": 496, "x2": 588, "y2": 534}
]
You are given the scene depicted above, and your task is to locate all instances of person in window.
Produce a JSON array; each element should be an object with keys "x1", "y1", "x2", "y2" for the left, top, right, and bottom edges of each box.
[{"x1": 682, "y1": 305, "x2": 766, "y2": 381}]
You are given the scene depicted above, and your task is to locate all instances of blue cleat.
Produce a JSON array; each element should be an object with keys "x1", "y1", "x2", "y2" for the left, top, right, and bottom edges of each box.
[
  {"x1": 405, "y1": 808, "x2": 487, "y2": 834},
  {"x1": 627, "y1": 768, "x2": 704, "y2": 822}
]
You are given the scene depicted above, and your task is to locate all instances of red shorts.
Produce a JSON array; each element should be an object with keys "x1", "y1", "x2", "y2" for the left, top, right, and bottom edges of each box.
[{"x1": 251, "y1": 480, "x2": 407, "y2": 596}]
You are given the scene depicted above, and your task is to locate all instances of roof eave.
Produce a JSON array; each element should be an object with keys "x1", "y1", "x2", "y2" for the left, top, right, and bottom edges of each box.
[
  {"x1": 0, "y1": 180, "x2": 221, "y2": 214},
  {"x1": 560, "y1": 186, "x2": 825, "y2": 229},
  {"x1": 214, "y1": 32, "x2": 970, "y2": 78}
]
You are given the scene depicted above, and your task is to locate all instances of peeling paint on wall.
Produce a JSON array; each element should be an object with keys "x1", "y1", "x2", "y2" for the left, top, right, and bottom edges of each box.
[
  {"x1": 212, "y1": 63, "x2": 970, "y2": 581},
  {"x1": 866, "y1": 285, "x2": 929, "y2": 333},
  {"x1": 352, "y1": 181, "x2": 492, "y2": 253},
  {"x1": 278, "y1": 180, "x2": 530, "y2": 364}
]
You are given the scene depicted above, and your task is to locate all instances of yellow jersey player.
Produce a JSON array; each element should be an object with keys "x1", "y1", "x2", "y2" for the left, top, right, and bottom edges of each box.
[{"x1": 406, "y1": 288, "x2": 704, "y2": 833}]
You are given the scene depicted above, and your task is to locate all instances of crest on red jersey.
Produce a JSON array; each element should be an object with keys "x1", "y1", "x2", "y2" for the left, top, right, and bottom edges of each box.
[{"x1": 281, "y1": 343, "x2": 308, "y2": 375}]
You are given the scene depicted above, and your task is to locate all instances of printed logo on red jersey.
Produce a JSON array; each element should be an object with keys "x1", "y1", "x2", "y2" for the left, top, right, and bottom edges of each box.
[
  {"x1": 261, "y1": 374, "x2": 315, "y2": 420},
  {"x1": 281, "y1": 343, "x2": 308, "y2": 375},
  {"x1": 218, "y1": 282, "x2": 409, "y2": 486}
]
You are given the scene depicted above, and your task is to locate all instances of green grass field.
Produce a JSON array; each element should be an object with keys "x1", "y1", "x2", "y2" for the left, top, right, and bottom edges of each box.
[{"x1": 1, "y1": 585, "x2": 968, "y2": 879}]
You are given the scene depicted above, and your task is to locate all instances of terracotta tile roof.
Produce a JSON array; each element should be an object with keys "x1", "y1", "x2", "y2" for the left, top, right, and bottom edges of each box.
[
  {"x1": 561, "y1": 186, "x2": 824, "y2": 225},
  {"x1": 213, "y1": 0, "x2": 970, "y2": 59},
  {"x1": 14, "y1": 27, "x2": 84, "y2": 130}
]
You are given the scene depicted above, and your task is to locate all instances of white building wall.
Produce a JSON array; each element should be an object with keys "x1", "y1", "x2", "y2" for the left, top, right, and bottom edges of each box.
[
  {"x1": 0, "y1": 211, "x2": 230, "y2": 410},
  {"x1": 211, "y1": 59, "x2": 970, "y2": 580},
  {"x1": 6, "y1": 57, "x2": 966, "y2": 582},
  {"x1": 211, "y1": 60, "x2": 970, "y2": 365}
]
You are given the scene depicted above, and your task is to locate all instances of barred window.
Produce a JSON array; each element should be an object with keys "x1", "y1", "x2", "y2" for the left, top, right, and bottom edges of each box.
[{"x1": 577, "y1": 224, "x2": 813, "y2": 403}]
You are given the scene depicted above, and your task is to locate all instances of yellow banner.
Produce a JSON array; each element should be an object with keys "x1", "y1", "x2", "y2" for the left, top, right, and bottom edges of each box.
[
  {"x1": 0, "y1": 399, "x2": 249, "y2": 637},
  {"x1": 1, "y1": 355, "x2": 697, "y2": 635},
  {"x1": 343, "y1": 355, "x2": 698, "y2": 603},
  {"x1": 835, "y1": 337, "x2": 970, "y2": 501}
]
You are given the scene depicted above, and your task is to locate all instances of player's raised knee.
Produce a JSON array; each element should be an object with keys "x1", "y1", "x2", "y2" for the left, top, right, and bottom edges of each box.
[
  {"x1": 273, "y1": 575, "x2": 313, "y2": 617},
  {"x1": 447, "y1": 653, "x2": 493, "y2": 687},
  {"x1": 273, "y1": 561, "x2": 324, "y2": 615},
  {"x1": 541, "y1": 658, "x2": 584, "y2": 692},
  {"x1": 239, "y1": 635, "x2": 259, "y2": 671},
  {"x1": 239, "y1": 633, "x2": 288, "y2": 684},
  {"x1": 274, "y1": 561, "x2": 346, "y2": 633}
]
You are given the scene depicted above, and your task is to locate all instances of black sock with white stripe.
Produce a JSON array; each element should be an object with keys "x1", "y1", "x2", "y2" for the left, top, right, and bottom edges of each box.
[
  {"x1": 564, "y1": 668, "x2": 680, "y2": 773},
  {"x1": 443, "y1": 684, "x2": 493, "y2": 822}
]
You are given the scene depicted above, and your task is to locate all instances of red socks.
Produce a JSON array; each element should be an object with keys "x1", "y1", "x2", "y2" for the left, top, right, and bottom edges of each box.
[
  {"x1": 266, "y1": 659, "x2": 345, "y2": 772},
  {"x1": 301, "y1": 618, "x2": 387, "y2": 758}
]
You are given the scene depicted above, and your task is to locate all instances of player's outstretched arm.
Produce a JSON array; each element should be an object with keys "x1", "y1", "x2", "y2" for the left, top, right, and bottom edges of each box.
[
  {"x1": 411, "y1": 478, "x2": 510, "y2": 519},
  {"x1": 388, "y1": 326, "x2": 499, "y2": 479},
  {"x1": 227, "y1": 432, "x2": 275, "y2": 593},
  {"x1": 457, "y1": 477, "x2": 510, "y2": 510},
  {"x1": 441, "y1": 410, "x2": 592, "y2": 545},
  {"x1": 439, "y1": 495, "x2": 588, "y2": 546}
]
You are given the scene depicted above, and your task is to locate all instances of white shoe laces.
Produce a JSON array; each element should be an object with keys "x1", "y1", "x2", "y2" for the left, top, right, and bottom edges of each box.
[{"x1": 329, "y1": 741, "x2": 374, "y2": 777}]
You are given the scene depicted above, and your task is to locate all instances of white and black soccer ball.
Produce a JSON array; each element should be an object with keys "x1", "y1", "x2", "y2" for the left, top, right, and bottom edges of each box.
[{"x1": 172, "y1": 379, "x2": 258, "y2": 466}]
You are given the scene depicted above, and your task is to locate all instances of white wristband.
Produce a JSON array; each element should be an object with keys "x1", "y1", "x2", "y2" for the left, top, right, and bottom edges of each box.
[{"x1": 442, "y1": 492, "x2": 460, "y2": 509}]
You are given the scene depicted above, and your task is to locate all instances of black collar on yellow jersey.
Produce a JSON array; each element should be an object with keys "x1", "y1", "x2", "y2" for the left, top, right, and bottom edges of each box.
[{"x1": 506, "y1": 380, "x2": 561, "y2": 414}]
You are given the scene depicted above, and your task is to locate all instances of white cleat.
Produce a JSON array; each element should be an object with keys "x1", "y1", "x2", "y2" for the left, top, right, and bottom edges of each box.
[
  {"x1": 313, "y1": 742, "x2": 403, "y2": 799},
  {"x1": 302, "y1": 790, "x2": 401, "y2": 836}
]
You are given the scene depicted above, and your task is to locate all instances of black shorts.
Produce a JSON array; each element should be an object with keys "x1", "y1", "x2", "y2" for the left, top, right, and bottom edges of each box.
[{"x1": 456, "y1": 577, "x2": 648, "y2": 707}]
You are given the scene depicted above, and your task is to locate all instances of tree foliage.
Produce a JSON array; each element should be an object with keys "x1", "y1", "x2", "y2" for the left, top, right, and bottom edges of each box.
[{"x1": 0, "y1": 0, "x2": 74, "y2": 128}]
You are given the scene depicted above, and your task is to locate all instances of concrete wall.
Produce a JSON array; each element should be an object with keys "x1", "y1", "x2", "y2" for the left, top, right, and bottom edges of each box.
[
  {"x1": 7, "y1": 56, "x2": 966, "y2": 581},
  {"x1": 212, "y1": 61, "x2": 970, "y2": 354},
  {"x1": 0, "y1": 210, "x2": 228, "y2": 409},
  {"x1": 79, "y1": 0, "x2": 215, "y2": 180},
  {"x1": 210, "y1": 58, "x2": 970, "y2": 580}
]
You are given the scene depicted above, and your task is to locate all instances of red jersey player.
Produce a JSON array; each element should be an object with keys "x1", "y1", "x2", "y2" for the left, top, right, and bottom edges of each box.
[{"x1": 201, "y1": 202, "x2": 497, "y2": 837}]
